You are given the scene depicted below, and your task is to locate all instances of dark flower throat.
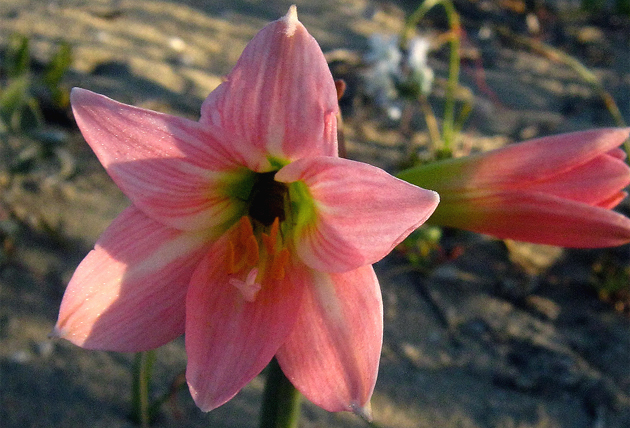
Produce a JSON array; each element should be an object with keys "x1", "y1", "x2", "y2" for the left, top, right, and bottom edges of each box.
[{"x1": 248, "y1": 171, "x2": 288, "y2": 226}]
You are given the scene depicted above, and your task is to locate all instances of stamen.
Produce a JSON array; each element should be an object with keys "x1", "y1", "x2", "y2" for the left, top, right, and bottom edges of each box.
[
  {"x1": 226, "y1": 216, "x2": 289, "y2": 302},
  {"x1": 268, "y1": 248, "x2": 290, "y2": 281},
  {"x1": 238, "y1": 216, "x2": 255, "y2": 241},
  {"x1": 245, "y1": 235, "x2": 259, "y2": 266},
  {"x1": 261, "y1": 217, "x2": 281, "y2": 254},
  {"x1": 229, "y1": 217, "x2": 260, "y2": 273}
]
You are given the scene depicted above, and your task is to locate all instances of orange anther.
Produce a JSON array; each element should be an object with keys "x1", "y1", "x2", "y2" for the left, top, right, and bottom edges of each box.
[
  {"x1": 268, "y1": 248, "x2": 290, "y2": 281},
  {"x1": 226, "y1": 215, "x2": 289, "y2": 302},
  {"x1": 269, "y1": 217, "x2": 280, "y2": 240},
  {"x1": 228, "y1": 216, "x2": 260, "y2": 275},
  {"x1": 245, "y1": 235, "x2": 259, "y2": 266},
  {"x1": 238, "y1": 216, "x2": 255, "y2": 242},
  {"x1": 262, "y1": 217, "x2": 281, "y2": 254}
]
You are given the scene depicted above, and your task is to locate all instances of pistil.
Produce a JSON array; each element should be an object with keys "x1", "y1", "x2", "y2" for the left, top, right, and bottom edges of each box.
[{"x1": 228, "y1": 216, "x2": 289, "y2": 302}]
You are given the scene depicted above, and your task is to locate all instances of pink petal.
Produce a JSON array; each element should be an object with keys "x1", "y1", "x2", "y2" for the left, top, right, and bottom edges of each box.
[
  {"x1": 199, "y1": 6, "x2": 339, "y2": 170},
  {"x1": 71, "y1": 88, "x2": 245, "y2": 231},
  {"x1": 596, "y1": 191, "x2": 628, "y2": 210},
  {"x1": 185, "y1": 225, "x2": 305, "y2": 411},
  {"x1": 475, "y1": 128, "x2": 630, "y2": 187},
  {"x1": 606, "y1": 147, "x2": 627, "y2": 161},
  {"x1": 430, "y1": 191, "x2": 630, "y2": 247},
  {"x1": 399, "y1": 128, "x2": 630, "y2": 192},
  {"x1": 275, "y1": 157, "x2": 439, "y2": 272},
  {"x1": 276, "y1": 265, "x2": 383, "y2": 413},
  {"x1": 524, "y1": 153, "x2": 630, "y2": 207},
  {"x1": 53, "y1": 206, "x2": 212, "y2": 352}
]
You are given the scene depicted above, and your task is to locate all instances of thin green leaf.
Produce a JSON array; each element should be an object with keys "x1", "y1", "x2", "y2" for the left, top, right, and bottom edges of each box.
[
  {"x1": 44, "y1": 42, "x2": 72, "y2": 90},
  {"x1": 0, "y1": 75, "x2": 31, "y2": 119},
  {"x1": 15, "y1": 97, "x2": 44, "y2": 131},
  {"x1": 6, "y1": 34, "x2": 31, "y2": 78}
]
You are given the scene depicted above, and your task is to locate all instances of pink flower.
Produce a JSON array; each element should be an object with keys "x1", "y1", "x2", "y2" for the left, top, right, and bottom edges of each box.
[
  {"x1": 53, "y1": 7, "x2": 439, "y2": 413},
  {"x1": 398, "y1": 128, "x2": 630, "y2": 247}
]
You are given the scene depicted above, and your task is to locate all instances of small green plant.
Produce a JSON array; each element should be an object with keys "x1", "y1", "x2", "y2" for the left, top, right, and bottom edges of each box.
[
  {"x1": 591, "y1": 252, "x2": 630, "y2": 314},
  {"x1": 0, "y1": 34, "x2": 72, "y2": 133},
  {"x1": 396, "y1": 225, "x2": 445, "y2": 270}
]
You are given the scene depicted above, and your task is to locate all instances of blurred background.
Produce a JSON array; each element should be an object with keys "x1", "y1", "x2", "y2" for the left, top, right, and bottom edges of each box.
[{"x1": 0, "y1": 0, "x2": 629, "y2": 427}]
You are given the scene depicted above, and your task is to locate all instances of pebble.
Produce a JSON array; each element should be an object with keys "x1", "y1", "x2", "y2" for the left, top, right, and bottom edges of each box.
[
  {"x1": 35, "y1": 340, "x2": 54, "y2": 358},
  {"x1": 9, "y1": 350, "x2": 31, "y2": 364}
]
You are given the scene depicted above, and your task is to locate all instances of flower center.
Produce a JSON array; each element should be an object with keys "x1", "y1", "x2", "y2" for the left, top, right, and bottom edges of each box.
[
  {"x1": 227, "y1": 216, "x2": 289, "y2": 302},
  {"x1": 247, "y1": 171, "x2": 288, "y2": 226},
  {"x1": 225, "y1": 170, "x2": 295, "y2": 301}
]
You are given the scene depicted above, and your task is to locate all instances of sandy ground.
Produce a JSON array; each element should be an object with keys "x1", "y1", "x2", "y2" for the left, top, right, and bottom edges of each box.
[{"x1": 1, "y1": 0, "x2": 629, "y2": 427}]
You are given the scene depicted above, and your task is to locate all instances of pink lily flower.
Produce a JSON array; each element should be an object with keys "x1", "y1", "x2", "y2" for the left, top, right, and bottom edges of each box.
[
  {"x1": 53, "y1": 7, "x2": 439, "y2": 413},
  {"x1": 398, "y1": 128, "x2": 630, "y2": 247}
]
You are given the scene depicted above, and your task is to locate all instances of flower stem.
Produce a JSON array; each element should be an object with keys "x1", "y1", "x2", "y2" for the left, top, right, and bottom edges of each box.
[
  {"x1": 418, "y1": 94, "x2": 441, "y2": 152},
  {"x1": 402, "y1": 0, "x2": 462, "y2": 155},
  {"x1": 259, "y1": 358, "x2": 302, "y2": 428},
  {"x1": 440, "y1": 0, "x2": 461, "y2": 153},
  {"x1": 132, "y1": 350, "x2": 156, "y2": 428}
]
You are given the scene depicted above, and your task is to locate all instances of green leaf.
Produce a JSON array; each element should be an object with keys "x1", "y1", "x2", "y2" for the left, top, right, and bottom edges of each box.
[
  {"x1": 44, "y1": 42, "x2": 72, "y2": 102},
  {"x1": 0, "y1": 75, "x2": 31, "y2": 120},
  {"x1": 14, "y1": 97, "x2": 44, "y2": 131},
  {"x1": 0, "y1": 75, "x2": 43, "y2": 132},
  {"x1": 6, "y1": 34, "x2": 31, "y2": 78}
]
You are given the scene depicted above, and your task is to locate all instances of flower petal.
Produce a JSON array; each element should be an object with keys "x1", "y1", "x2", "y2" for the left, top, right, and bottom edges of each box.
[
  {"x1": 276, "y1": 156, "x2": 439, "y2": 272},
  {"x1": 276, "y1": 265, "x2": 383, "y2": 413},
  {"x1": 185, "y1": 226, "x2": 305, "y2": 411},
  {"x1": 53, "y1": 206, "x2": 212, "y2": 352},
  {"x1": 525, "y1": 152, "x2": 630, "y2": 207},
  {"x1": 199, "y1": 6, "x2": 339, "y2": 170},
  {"x1": 71, "y1": 88, "x2": 245, "y2": 231},
  {"x1": 429, "y1": 191, "x2": 630, "y2": 247},
  {"x1": 473, "y1": 128, "x2": 630, "y2": 187},
  {"x1": 398, "y1": 128, "x2": 630, "y2": 192}
]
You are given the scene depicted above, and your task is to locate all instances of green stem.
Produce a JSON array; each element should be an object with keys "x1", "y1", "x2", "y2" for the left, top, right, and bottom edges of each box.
[
  {"x1": 418, "y1": 94, "x2": 441, "y2": 150},
  {"x1": 401, "y1": 0, "x2": 441, "y2": 46},
  {"x1": 132, "y1": 350, "x2": 156, "y2": 428},
  {"x1": 259, "y1": 358, "x2": 302, "y2": 428},
  {"x1": 402, "y1": 0, "x2": 462, "y2": 155},
  {"x1": 440, "y1": 0, "x2": 461, "y2": 152}
]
